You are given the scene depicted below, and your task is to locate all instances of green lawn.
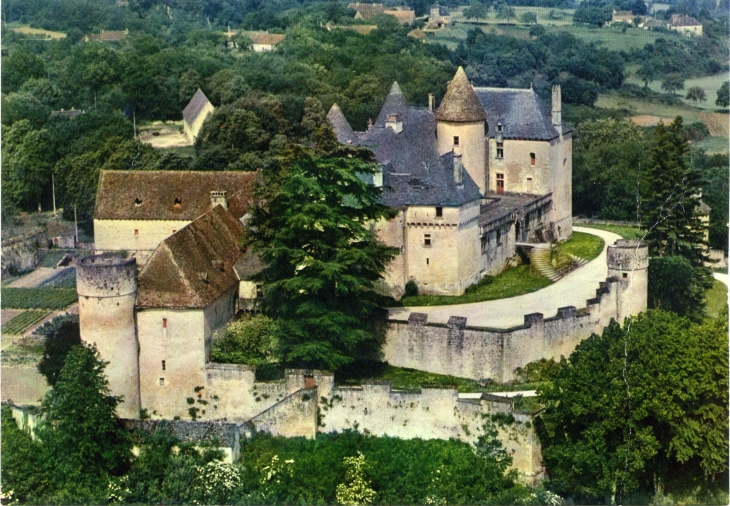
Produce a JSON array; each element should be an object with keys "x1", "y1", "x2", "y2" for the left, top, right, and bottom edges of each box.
[
  {"x1": 336, "y1": 361, "x2": 546, "y2": 394},
  {"x1": 705, "y1": 279, "x2": 728, "y2": 319},
  {"x1": 400, "y1": 264, "x2": 551, "y2": 307},
  {"x1": 596, "y1": 93, "x2": 703, "y2": 122},
  {"x1": 556, "y1": 231, "x2": 604, "y2": 260},
  {"x1": 625, "y1": 72, "x2": 730, "y2": 112},
  {"x1": 694, "y1": 136, "x2": 729, "y2": 154},
  {"x1": 577, "y1": 223, "x2": 644, "y2": 239}
]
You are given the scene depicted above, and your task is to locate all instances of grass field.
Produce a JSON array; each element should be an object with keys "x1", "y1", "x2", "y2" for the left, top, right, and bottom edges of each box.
[
  {"x1": 399, "y1": 264, "x2": 551, "y2": 307},
  {"x1": 9, "y1": 24, "x2": 66, "y2": 39},
  {"x1": 596, "y1": 93, "x2": 702, "y2": 122},
  {"x1": 705, "y1": 279, "x2": 728, "y2": 319},
  {"x1": 451, "y1": 5, "x2": 576, "y2": 26},
  {"x1": 694, "y1": 135, "x2": 729, "y2": 154},
  {"x1": 625, "y1": 72, "x2": 730, "y2": 112},
  {"x1": 556, "y1": 231, "x2": 604, "y2": 260}
]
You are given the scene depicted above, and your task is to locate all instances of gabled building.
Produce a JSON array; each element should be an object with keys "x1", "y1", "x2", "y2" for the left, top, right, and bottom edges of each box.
[
  {"x1": 327, "y1": 67, "x2": 572, "y2": 296},
  {"x1": 667, "y1": 14, "x2": 702, "y2": 36},
  {"x1": 182, "y1": 88, "x2": 215, "y2": 141},
  {"x1": 247, "y1": 32, "x2": 286, "y2": 52},
  {"x1": 93, "y1": 170, "x2": 256, "y2": 264},
  {"x1": 611, "y1": 10, "x2": 635, "y2": 24}
]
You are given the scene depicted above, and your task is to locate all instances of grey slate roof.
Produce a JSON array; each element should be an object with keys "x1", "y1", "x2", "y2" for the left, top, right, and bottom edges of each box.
[
  {"x1": 375, "y1": 82, "x2": 408, "y2": 126},
  {"x1": 436, "y1": 67, "x2": 487, "y2": 123},
  {"x1": 474, "y1": 87, "x2": 572, "y2": 140},
  {"x1": 327, "y1": 104, "x2": 358, "y2": 144},
  {"x1": 182, "y1": 88, "x2": 212, "y2": 126}
]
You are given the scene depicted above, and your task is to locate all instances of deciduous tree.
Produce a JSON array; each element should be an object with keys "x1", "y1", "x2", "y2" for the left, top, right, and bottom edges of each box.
[
  {"x1": 716, "y1": 81, "x2": 729, "y2": 108},
  {"x1": 685, "y1": 86, "x2": 707, "y2": 103}
]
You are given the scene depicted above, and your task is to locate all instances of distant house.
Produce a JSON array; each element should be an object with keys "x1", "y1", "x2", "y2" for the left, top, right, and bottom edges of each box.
[
  {"x1": 640, "y1": 18, "x2": 663, "y2": 29},
  {"x1": 429, "y1": 3, "x2": 449, "y2": 24},
  {"x1": 84, "y1": 29, "x2": 129, "y2": 42},
  {"x1": 611, "y1": 10, "x2": 635, "y2": 24},
  {"x1": 246, "y1": 32, "x2": 286, "y2": 52},
  {"x1": 51, "y1": 108, "x2": 85, "y2": 119},
  {"x1": 384, "y1": 8, "x2": 416, "y2": 25},
  {"x1": 668, "y1": 14, "x2": 702, "y2": 36},
  {"x1": 348, "y1": 3, "x2": 385, "y2": 20},
  {"x1": 182, "y1": 89, "x2": 214, "y2": 142},
  {"x1": 407, "y1": 28, "x2": 427, "y2": 40}
]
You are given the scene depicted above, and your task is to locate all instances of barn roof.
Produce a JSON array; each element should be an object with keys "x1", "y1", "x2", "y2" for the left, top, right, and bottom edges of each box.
[
  {"x1": 182, "y1": 88, "x2": 212, "y2": 126},
  {"x1": 348, "y1": 2, "x2": 385, "y2": 18},
  {"x1": 384, "y1": 9, "x2": 415, "y2": 24},
  {"x1": 136, "y1": 205, "x2": 244, "y2": 308},
  {"x1": 94, "y1": 170, "x2": 256, "y2": 221},
  {"x1": 250, "y1": 32, "x2": 286, "y2": 45},
  {"x1": 435, "y1": 67, "x2": 487, "y2": 123}
]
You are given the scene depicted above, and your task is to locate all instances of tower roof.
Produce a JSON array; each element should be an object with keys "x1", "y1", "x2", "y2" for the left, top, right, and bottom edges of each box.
[
  {"x1": 326, "y1": 103, "x2": 358, "y2": 144},
  {"x1": 375, "y1": 82, "x2": 408, "y2": 125},
  {"x1": 435, "y1": 67, "x2": 487, "y2": 123}
]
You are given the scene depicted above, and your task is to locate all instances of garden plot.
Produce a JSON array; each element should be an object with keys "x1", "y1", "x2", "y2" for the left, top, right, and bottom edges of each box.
[
  {"x1": 1, "y1": 287, "x2": 78, "y2": 310},
  {"x1": 2, "y1": 310, "x2": 52, "y2": 335},
  {"x1": 698, "y1": 112, "x2": 729, "y2": 138}
]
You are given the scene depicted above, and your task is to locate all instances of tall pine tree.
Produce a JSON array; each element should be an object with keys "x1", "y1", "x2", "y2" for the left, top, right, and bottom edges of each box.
[
  {"x1": 641, "y1": 117, "x2": 709, "y2": 266},
  {"x1": 244, "y1": 126, "x2": 399, "y2": 371}
]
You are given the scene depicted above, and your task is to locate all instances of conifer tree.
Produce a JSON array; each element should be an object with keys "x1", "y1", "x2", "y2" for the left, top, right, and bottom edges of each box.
[
  {"x1": 245, "y1": 126, "x2": 398, "y2": 371},
  {"x1": 640, "y1": 117, "x2": 709, "y2": 266}
]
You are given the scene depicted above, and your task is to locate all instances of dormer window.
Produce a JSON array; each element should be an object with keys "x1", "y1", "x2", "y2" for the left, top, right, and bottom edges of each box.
[
  {"x1": 174, "y1": 197, "x2": 182, "y2": 206},
  {"x1": 496, "y1": 122, "x2": 503, "y2": 133},
  {"x1": 134, "y1": 198, "x2": 142, "y2": 206}
]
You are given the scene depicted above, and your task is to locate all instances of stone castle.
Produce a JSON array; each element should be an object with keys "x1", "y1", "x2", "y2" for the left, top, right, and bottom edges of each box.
[
  {"x1": 328, "y1": 67, "x2": 572, "y2": 296},
  {"x1": 76, "y1": 68, "x2": 647, "y2": 480}
]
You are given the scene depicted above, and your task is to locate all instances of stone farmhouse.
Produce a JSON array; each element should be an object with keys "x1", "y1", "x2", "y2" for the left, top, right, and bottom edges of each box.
[
  {"x1": 245, "y1": 31, "x2": 286, "y2": 52},
  {"x1": 182, "y1": 88, "x2": 215, "y2": 141},
  {"x1": 327, "y1": 67, "x2": 572, "y2": 296},
  {"x1": 93, "y1": 170, "x2": 256, "y2": 264},
  {"x1": 610, "y1": 9, "x2": 635, "y2": 24},
  {"x1": 667, "y1": 14, "x2": 703, "y2": 35}
]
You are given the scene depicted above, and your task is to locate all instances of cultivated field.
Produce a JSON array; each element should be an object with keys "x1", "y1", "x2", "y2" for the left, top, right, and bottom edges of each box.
[
  {"x1": 631, "y1": 114, "x2": 665, "y2": 126},
  {"x1": 698, "y1": 111, "x2": 729, "y2": 137},
  {"x1": 625, "y1": 72, "x2": 730, "y2": 111},
  {"x1": 10, "y1": 24, "x2": 67, "y2": 39},
  {"x1": 596, "y1": 93, "x2": 703, "y2": 122}
]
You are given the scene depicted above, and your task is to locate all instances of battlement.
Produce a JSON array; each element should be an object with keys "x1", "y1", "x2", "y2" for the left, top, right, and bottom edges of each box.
[{"x1": 607, "y1": 239, "x2": 649, "y2": 271}]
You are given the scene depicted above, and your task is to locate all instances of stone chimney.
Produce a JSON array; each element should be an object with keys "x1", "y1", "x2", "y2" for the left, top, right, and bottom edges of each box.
[
  {"x1": 210, "y1": 190, "x2": 228, "y2": 210},
  {"x1": 453, "y1": 154, "x2": 463, "y2": 184},
  {"x1": 428, "y1": 93, "x2": 435, "y2": 113},
  {"x1": 385, "y1": 113, "x2": 403, "y2": 134},
  {"x1": 551, "y1": 85, "x2": 562, "y2": 132}
]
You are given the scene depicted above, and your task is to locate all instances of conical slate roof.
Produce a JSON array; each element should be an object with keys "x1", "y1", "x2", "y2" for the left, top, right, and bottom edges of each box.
[
  {"x1": 326, "y1": 103, "x2": 358, "y2": 144},
  {"x1": 375, "y1": 82, "x2": 408, "y2": 125},
  {"x1": 435, "y1": 67, "x2": 487, "y2": 123}
]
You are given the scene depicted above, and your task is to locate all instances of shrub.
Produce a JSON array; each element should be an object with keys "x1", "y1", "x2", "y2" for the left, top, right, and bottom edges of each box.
[{"x1": 404, "y1": 280, "x2": 419, "y2": 297}]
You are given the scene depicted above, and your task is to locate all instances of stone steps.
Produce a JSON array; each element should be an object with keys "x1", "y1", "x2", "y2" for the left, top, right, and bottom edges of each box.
[{"x1": 528, "y1": 245, "x2": 562, "y2": 282}]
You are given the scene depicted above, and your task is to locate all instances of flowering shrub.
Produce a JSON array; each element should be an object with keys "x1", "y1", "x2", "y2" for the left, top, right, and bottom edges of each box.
[
  {"x1": 335, "y1": 452, "x2": 376, "y2": 506},
  {"x1": 193, "y1": 460, "x2": 241, "y2": 505},
  {"x1": 107, "y1": 476, "x2": 131, "y2": 503}
]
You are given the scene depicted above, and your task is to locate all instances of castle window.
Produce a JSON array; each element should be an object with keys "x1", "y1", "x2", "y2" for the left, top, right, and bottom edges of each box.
[
  {"x1": 497, "y1": 123, "x2": 503, "y2": 133},
  {"x1": 563, "y1": 158, "x2": 567, "y2": 166},
  {"x1": 424, "y1": 234, "x2": 431, "y2": 247},
  {"x1": 162, "y1": 318, "x2": 167, "y2": 329},
  {"x1": 496, "y1": 229, "x2": 502, "y2": 245},
  {"x1": 453, "y1": 136, "x2": 460, "y2": 146},
  {"x1": 159, "y1": 378, "x2": 165, "y2": 386},
  {"x1": 134, "y1": 229, "x2": 139, "y2": 236},
  {"x1": 426, "y1": 258, "x2": 430, "y2": 265},
  {"x1": 496, "y1": 173, "x2": 504, "y2": 195},
  {"x1": 435, "y1": 206, "x2": 443, "y2": 218},
  {"x1": 530, "y1": 153, "x2": 536, "y2": 166},
  {"x1": 496, "y1": 142, "x2": 504, "y2": 159},
  {"x1": 162, "y1": 360, "x2": 166, "y2": 371},
  {"x1": 623, "y1": 272, "x2": 628, "y2": 278}
]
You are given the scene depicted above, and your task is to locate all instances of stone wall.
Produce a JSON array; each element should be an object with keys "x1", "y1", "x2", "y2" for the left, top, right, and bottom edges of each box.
[
  {"x1": 436, "y1": 121, "x2": 487, "y2": 194},
  {"x1": 247, "y1": 388, "x2": 318, "y2": 439},
  {"x1": 384, "y1": 275, "x2": 633, "y2": 383}
]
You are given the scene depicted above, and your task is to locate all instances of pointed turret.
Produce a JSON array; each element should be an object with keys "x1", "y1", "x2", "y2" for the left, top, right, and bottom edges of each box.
[
  {"x1": 326, "y1": 103, "x2": 358, "y2": 144},
  {"x1": 376, "y1": 82, "x2": 408, "y2": 125},
  {"x1": 435, "y1": 67, "x2": 486, "y2": 123}
]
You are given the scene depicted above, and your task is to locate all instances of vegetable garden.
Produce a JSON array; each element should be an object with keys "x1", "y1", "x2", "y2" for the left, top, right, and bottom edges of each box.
[
  {"x1": 1, "y1": 288, "x2": 77, "y2": 310},
  {"x1": 1, "y1": 310, "x2": 51, "y2": 335}
]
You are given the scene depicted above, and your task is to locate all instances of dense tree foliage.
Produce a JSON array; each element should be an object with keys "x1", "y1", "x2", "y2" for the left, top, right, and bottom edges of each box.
[
  {"x1": 36, "y1": 344, "x2": 133, "y2": 501},
  {"x1": 36, "y1": 314, "x2": 81, "y2": 386},
  {"x1": 539, "y1": 310, "x2": 729, "y2": 503},
  {"x1": 245, "y1": 129, "x2": 398, "y2": 370},
  {"x1": 648, "y1": 255, "x2": 713, "y2": 320}
]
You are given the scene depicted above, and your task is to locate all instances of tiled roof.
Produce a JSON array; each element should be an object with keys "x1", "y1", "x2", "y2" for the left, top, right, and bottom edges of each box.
[
  {"x1": 348, "y1": 3, "x2": 385, "y2": 19},
  {"x1": 480, "y1": 193, "x2": 549, "y2": 226},
  {"x1": 435, "y1": 67, "x2": 487, "y2": 123},
  {"x1": 182, "y1": 88, "x2": 212, "y2": 126},
  {"x1": 334, "y1": 24, "x2": 378, "y2": 34},
  {"x1": 250, "y1": 32, "x2": 286, "y2": 45},
  {"x1": 670, "y1": 14, "x2": 701, "y2": 26},
  {"x1": 384, "y1": 9, "x2": 415, "y2": 24},
  {"x1": 136, "y1": 205, "x2": 244, "y2": 308},
  {"x1": 613, "y1": 10, "x2": 633, "y2": 17},
  {"x1": 94, "y1": 170, "x2": 256, "y2": 221},
  {"x1": 407, "y1": 28, "x2": 427, "y2": 39},
  {"x1": 327, "y1": 103, "x2": 358, "y2": 144},
  {"x1": 474, "y1": 87, "x2": 572, "y2": 140}
]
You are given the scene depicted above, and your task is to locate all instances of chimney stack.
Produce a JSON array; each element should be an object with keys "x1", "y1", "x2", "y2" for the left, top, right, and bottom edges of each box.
[
  {"x1": 428, "y1": 93, "x2": 435, "y2": 113},
  {"x1": 453, "y1": 154, "x2": 463, "y2": 184},
  {"x1": 385, "y1": 113, "x2": 403, "y2": 134},
  {"x1": 210, "y1": 190, "x2": 228, "y2": 210},
  {"x1": 552, "y1": 85, "x2": 562, "y2": 132}
]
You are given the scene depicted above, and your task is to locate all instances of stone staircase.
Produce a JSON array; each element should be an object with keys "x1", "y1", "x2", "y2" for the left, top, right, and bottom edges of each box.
[{"x1": 528, "y1": 244, "x2": 562, "y2": 282}]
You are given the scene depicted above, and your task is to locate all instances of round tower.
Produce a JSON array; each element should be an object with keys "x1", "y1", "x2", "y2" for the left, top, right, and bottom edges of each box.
[
  {"x1": 607, "y1": 239, "x2": 649, "y2": 321},
  {"x1": 436, "y1": 67, "x2": 487, "y2": 194},
  {"x1": 76, "y1": 253, "x2": 140, "y2": 418}
]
